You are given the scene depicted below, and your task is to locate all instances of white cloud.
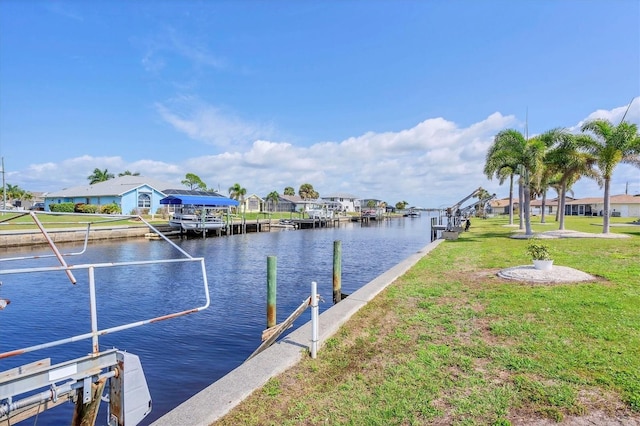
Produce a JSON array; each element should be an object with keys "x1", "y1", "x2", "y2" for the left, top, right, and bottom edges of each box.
[
  {"x1": 155, "y1": 97, "x2": 274, "y2": 149},
  {"x1": 9, "y1": 104, "x2": 640, "y2": 206}
]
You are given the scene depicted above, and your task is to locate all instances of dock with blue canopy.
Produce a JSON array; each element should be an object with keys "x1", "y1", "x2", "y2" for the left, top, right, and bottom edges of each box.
[{"x1": 160, "y1": 193, "x2": 239, "y2": 237}]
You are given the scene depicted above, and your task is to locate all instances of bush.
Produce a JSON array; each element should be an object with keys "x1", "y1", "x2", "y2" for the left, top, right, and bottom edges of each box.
[
  {"x1": 526, "y1": 241, "x2": 551, "y2": 260},
  {"x1": 49, "y1": 202, "x2": 75, "y2": 213},
  {"x1": 74, "y1": 203, "x2": 99, "y2": 213},
  {"x1": 100, "y1": 203, "x2": 121, "y2": 214}
]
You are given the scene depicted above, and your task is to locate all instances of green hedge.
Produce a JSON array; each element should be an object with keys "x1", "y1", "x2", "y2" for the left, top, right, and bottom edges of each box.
[{"x1": 49, "y1": 202, "x2": 75, "y2": 213}]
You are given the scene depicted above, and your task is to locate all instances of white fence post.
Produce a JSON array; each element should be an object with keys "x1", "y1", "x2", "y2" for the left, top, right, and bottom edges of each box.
[{"x1": 311, "y1": 281, "x2": 319, "y2": 359}]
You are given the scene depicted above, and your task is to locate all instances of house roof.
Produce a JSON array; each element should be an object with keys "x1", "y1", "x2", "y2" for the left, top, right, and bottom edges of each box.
[
  {"x1": 46, "y1": 175, "x2": 175, "y2": 198},
  {"x1": 280, "y1": 195, "x2": 317, "y2": 204},
  {"x1": 566, "y1": 194, "x2": 640, "y2": 205},
  {"x1": 490, "y1": 198, "x2": 511, "y2": 208},
  {"x1": 160, "y1": 195, "x2": 238, "y2": 207},
  {"x1": 322, "y1": 193, "x2": 360, "y2": 200}
]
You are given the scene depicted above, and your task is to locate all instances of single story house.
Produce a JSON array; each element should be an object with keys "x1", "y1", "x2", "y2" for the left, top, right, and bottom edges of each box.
[
  {"x1": 565, "y1": 194, "x2": 640, "y2": 218},
  {"x1": 44, "y1": 175, "x2": 177, "y2": 215},
  {"x1": 240, "y1": 194, "x2": 264, "y2": 213},
  {"x1": 490, "y1": 194, "x2": 639, "y2": 218}
]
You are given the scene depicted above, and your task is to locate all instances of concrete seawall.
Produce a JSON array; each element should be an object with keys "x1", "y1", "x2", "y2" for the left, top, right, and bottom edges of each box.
[
  {"x1": 0, "y1": 225, "x2": 152, "y2": 248},
  {"x1": 151, "y1": 238, "x2": 444, "y2": 426}
]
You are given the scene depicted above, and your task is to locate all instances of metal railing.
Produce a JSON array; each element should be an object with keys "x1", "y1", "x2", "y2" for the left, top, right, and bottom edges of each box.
[{"x1": 0, "y1": 211, "x2": 210, "y2": 359}]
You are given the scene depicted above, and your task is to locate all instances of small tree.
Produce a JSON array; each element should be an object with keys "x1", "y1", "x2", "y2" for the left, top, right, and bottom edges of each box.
[
  {"x1": 181, "y1": 173, "x2": 207, "y2": 190},
  {"x1": 284, "y1": 186, "x2": 295, "y2": 196}
]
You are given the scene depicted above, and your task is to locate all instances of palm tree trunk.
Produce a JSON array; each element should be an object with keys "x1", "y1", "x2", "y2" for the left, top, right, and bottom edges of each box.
[
  {"x1": 540, "y1": 190, "x2": 547, "y2": 223},
  {"x1": 524, "y1": 185, "x2": 533, "y2": 235},
  {"x1": 558, "y1": 182, "x2": 567, "y2": 230},
  {"x1": 603, "y1": 178, "x2": 611, "y2": 234},
  {"x1": 508, "y1": 174, "x2": 514, "y2": 225},
  {"x1": 518, "y1": 180, "x2": 524, "y2": 230}
]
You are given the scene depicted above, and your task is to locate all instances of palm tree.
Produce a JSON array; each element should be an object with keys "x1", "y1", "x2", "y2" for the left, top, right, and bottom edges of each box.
[
  {"x1": 87, "y1": 168, "x2": 114, "y2": 184},
  {"x1": 298, "y1": 183, "x2": 318, "y2": 200},
  {"x1": 118, "y1": 170, "x2": 140, "y2": 177},
  {"x1": 228, "y1": 183, "x2": 247, "y2": 214},
  {"x1": 266, "y1": 191, "x2": 280, "y2": 213},
  {"x1": 484, "y1": 131, "x2": 523, "y2": 227},
  {"x1": 580, "y1": 119, "x2": 640, "y2": 233},
  {"x1": 544, "y1": 131, "x2": 600, "y2": 230},
  {"x1": 531, "y1": 128, "x2": 575, "y2": 224},
  {"x1": 283, "y1": 187, "x2": 295, "y2": 196},
  {"x1": 484, "y1": 129, "x2": 546, "y2": 236}
]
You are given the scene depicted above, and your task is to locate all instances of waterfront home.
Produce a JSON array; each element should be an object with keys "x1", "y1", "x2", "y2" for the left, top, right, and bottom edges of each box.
[
  {"x1": 489, "y1": 194, "x2": 639, "y2": 218},
  {"x1": 320, "y1": 193, "x2": 360, "y2": 213},
  {"x1": 565, "y1": 194, "x2": 640, "y2": 217},
  {"x1": 240, "y1": 194, "x2": 264, "y2": 213},
  {"x1": 44, "y1": 175, "x2": 175, "y2": 214}
]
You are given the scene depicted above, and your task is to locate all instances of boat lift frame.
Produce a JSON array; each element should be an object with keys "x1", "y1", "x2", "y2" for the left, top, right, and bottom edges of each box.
[{"x1": 0, "y1": 211, "x2": 211, "y2": 425}]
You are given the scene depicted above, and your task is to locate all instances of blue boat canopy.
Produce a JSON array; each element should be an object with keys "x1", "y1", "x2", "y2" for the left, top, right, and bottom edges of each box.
[{"x1": 160, "y1": 195, "x2": 239, "y2": 207}]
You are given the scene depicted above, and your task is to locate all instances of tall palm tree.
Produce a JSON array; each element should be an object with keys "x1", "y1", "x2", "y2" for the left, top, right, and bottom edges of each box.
[
  {"x1": 266, "y1": 191, "x2": 280, "y2": 213},
  {"x1": 298, "y1": 183, "x2": 318, "y2": 200},
  {"x1": 484, "y1": 129, "x2": 546, "y2": 236},
  {"x1": 228, "y1": 183, "x2": 247, "y2": 214},
  {"x1": 87, "y1": 168, "x2": 114, "y2": 184},
  {"x1": 283, "y1": 187, "x2": 295, "y2": 196},
  {"x1": 532, "y1": 128, "x2": 578, "y2": 224},
  {"x1": 545, "y1": 131, "x2": 600, "y2": 230},
  {"x1": 484, "y1": 131, "x2": 525, "y2": 228},
  {"x1": 580, "y1": 119, "x2": 640, "y2": 233}
]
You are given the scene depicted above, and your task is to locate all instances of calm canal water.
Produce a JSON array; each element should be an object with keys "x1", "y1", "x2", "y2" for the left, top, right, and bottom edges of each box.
[{"x1": 1, "y1": 214, "x2": 434, "y2": 425}]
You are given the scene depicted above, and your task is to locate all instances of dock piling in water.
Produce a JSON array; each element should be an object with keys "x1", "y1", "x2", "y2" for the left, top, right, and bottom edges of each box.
[
  {"x1": 267, "y1": 256, "x2": 277, "y2": 328},
  {"x1": 333, "y1": 240, "x2": 342, "y2": 304}
]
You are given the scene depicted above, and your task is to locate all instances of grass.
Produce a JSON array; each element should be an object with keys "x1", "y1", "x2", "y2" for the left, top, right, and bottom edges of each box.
[{"x1": 214, "y1": 215, "x2": 640, "y2": 425}]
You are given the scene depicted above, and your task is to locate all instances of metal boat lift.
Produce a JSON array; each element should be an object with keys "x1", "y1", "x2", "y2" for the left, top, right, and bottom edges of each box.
[
  {"x1": 0, "y1": 211, "x2": 211, "y2": 425},
  {"x1": 444, "y1": 187, "x2": 496, "y2": 231}
]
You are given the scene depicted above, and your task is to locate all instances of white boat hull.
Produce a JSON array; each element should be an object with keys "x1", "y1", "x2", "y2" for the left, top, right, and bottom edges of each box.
[{"x1": 169, "y1": 213, "x2": 225, "y2": 231}]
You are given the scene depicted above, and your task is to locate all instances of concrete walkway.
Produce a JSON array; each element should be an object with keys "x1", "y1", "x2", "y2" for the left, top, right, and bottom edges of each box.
[{"x1": 151, "y1": 239, "x2": 444, "y2": 426}]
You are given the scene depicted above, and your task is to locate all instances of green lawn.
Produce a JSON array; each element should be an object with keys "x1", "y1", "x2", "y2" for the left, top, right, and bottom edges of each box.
[{"x1": 215, "y1": 215, "x2": 640, "y2": 425}]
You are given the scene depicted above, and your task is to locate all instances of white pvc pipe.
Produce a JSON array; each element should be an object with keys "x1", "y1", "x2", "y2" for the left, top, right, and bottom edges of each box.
[{"x1": 311, "y1": 281, "x2": 318, "y2": 359}]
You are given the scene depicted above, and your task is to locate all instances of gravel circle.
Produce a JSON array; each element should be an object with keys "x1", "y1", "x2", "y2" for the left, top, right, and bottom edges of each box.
[{"x1": 498, "y1": 265, "x2": 597, "y2": 283}]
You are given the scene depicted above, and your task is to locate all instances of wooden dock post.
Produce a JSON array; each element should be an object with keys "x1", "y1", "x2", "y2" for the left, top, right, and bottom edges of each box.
[
  {"x1": 267, "y1": 256, "x2": 277, "y2": 328},
  {"x1": 71, "y1": 377, "x2": 106, "y2": 426},
  {"x1": 333, "y1": 240, "x2": 342, "y2": 304}
]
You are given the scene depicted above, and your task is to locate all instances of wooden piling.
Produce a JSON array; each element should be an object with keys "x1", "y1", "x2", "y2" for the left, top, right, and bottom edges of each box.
[
  {"x1": 267, "y1": 256, "x2": 277, "y2": 328},
  {"x1": 71, "y1": 377, "x2": 106, "y2": 426},
  {"x1": 333, "y1": 240, "x2": 342, "y2": 304}
]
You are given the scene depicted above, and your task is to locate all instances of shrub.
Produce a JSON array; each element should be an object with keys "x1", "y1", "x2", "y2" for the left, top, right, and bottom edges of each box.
[
  {"x1": 49, "y1": 202, "x2": 75, "y2": 213},
  {"x1": 526, "y1": 241, "x2": 551, "y2": 260},
  {"x1": 74, "y1": 203, "x2": 99, "y2": 213},
  {"x1": 100, "y1": 203, "x2": 121, "y2": 214}
]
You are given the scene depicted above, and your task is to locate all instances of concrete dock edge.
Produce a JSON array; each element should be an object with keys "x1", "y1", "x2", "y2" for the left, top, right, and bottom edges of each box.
[{"x1": 151, "y1": 238, "x2": 444, "y2": 426}]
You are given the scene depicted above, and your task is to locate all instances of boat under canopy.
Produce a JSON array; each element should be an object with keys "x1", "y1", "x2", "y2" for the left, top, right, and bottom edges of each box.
[
  {"x1": 160, "y1": 194, "x2": 239, "y2": 232},
  {"x1": 159, "y1": 195, "x2": 239, "y2": 207}
]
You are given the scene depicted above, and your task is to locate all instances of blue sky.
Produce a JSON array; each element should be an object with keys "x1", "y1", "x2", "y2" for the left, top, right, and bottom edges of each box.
[{"x1": 1, "y1": 0, "x2": 639, "y2": 207}]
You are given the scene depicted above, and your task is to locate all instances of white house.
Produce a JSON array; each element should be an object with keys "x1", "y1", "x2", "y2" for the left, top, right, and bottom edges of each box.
[
  {"x1": 321, "y1": 193, "x2": 360, "y2": 213},
  {"x1": 565, "y1": 194, "x2": 640, "y2": 218}
]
